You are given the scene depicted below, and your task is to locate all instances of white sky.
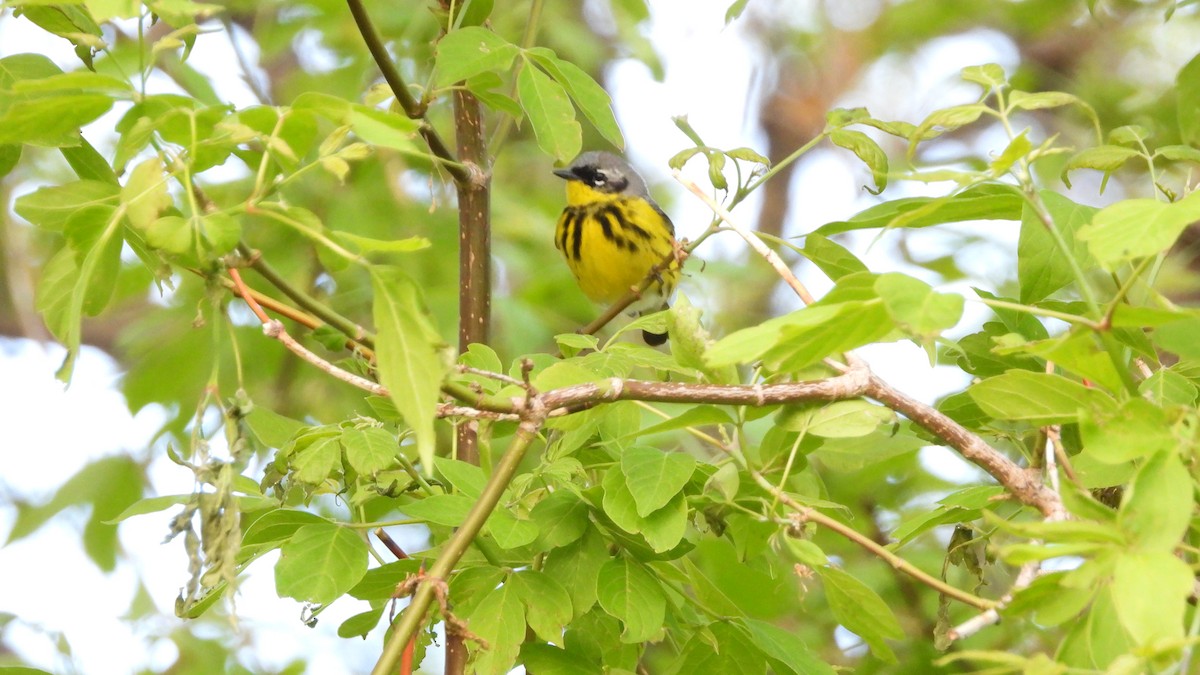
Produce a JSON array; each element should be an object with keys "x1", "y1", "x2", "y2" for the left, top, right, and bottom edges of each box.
[{"x1": 0, "y1": 0, "x2": 1053, "y2": 671}]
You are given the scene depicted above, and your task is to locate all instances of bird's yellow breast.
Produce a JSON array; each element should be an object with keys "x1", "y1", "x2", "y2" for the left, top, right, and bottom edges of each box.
[{"x1": 554, "y1": 189, "x2": 678, "y2": 307}]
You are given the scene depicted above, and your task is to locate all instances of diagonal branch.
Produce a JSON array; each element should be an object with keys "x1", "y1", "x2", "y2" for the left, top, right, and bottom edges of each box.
[
  {"x1": 345, "y1": 0, "x2": 468, "y2": 184},
  {"x1": 372, "y1": 407, "x2": 548, "y2": 675}
]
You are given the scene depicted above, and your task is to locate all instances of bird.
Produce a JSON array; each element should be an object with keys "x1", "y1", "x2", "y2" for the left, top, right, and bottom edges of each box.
[{"x1": 552, "y1": 151, "x2": 680, "y2": 346}]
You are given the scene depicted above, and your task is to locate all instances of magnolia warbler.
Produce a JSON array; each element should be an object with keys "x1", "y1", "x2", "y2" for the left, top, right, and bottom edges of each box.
[{"x1": 553, "y1": 151, "x2": 680, "y2": 345}]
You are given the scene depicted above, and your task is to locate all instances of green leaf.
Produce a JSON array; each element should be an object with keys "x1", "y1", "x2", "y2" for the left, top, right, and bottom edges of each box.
[
  {"x1": 620, "y1": 446, "x2": 695, "y2": 517},
  {"x1": 508, "y1": 570, "x2": 573, "y2": 642},
  {"x1": 291, "y1": 436, "x2": 341, "y2": 484},
  {"x1": 1018, "y1": 191, "x2": 1097, "y2": 303},
  {"x1": 672, "y1": 621, "x2": 765, "y2": 674},
  {"x1": 596, "y1": 557, "x2": 666, "y2": 643},
  {"x1": 1057, "y1": 586, "x2": 1131, "y2": 669},
  {"x1": 726, "y1": 146, "x2": 770, "y2": 166},
  {"x1": 450, "y1": 566, "x2": 507, "y2": 617},
  {"x1": 1009, "y1": 90, "x2": 1086, "y2": 113},
  {"x1": 15, "y1": 180, "x2": 119, "y2": 231},
  {"x1": 724, "y1": 0, "x2": 751, "y2": 23},
  {"x1": 543, "y1": 527, "x2": 608, "y2": 617},
  {"x1": 60, "y1": 136, "x2": 117, "y2": 184},
  {"x1": 517, "y1": 64, "x2": 581, "y2": 163},
  {"x1": 1177, "y1": 52, "x2": 1200, "y2": 146},
  {"x1": 990, "y1": 128, "x2": 1032, "y2": 175},
  {"x1": 120, "y1": 156, "x2": 170, "y2": 231},
  {"x1": 0, "y1": 94, "x2": 113, "y2": 147},
  {"x1": 961, "y1": 63, "x2": 1007, "y2": 88},
  {"x1": 527, "y1": 48, "x2": 623, "y2": 149},
  {"x1": 349, "y1": 559, "x2": 422, "y2": 600},
  {"x1": 434, "y1": 26, "x2": 519, "y2": 86},
  {"x1": 0, "y1": 144, "x2": 20, "y2": 178},
  {"x1": 331, "y1": 231, "x2": 430, "y2": 255},
  {"x1": 144, "y1": 215, "x2": 191, "y2": 255},
  {"x1": 293, "y1": 92, "x2": 419, "y2": 153},
  {"x1": 370, "y1": 266, "x2": 449, "y2": 471},
  {"x1": 666, "y1": 293, "x2": 729, "y2": 380},
  {"x1": 530, "y1": 489, "x2": 590, "y2": 550},
  {"x1": 241, "y1": 509, "x2": 327, "y2": 559},
  {"x1": 467, "y1": 583, "x2": 525, "y2": 675},
  {"x1": 628, "y1": 404, "x2": 731, "y2": 440},
  {"x1": 777, "y1": 400, "x2": 894, "y2": 438},
  {"x1": 434, "y1": 457, "x2": 488, "y2": 499},
  {"x1": 830, "y1": 129, "x2": 887, "y2": 193},
  {"x1": 1111, "y1": 551, "x2": 1192, "y2": 645},
  {"x1": 340, "y1": 427, "x2": 396, "y2": 474},
  {"x1": 1109, "y1": 125, "x2": 1148, "y2": 146},
  {"x1": 818, "y1": 183, "x2": 1022, "y2": 235},
  {"x1": 5, "y1": 456, "x2": 143, "y2": 571},
  {"x1": 337, "y1": 605, "x2": 385, "y2": 639},
  {"x1": 819, "y1": 565, "x2": 902, "y2": 663},
  {"x1": 1060, "y1": 145, "x2": 1141, "y2": 189},
  {"x1": 519, "y1": 644, "x2": 601, "y2": 675},
  {"x1": 909, "y1": 104, "x2": 987, "y2": 150},
  {"x1": 707, "y1": 150, "x2": 728, "y2": 190},
  {"x1": 1154, "y1": 144, "x2": 1200, "y2": 164},
  {"x1": 1078, "y1": 190, "x2": 1200, "y2": 270},
  {"x1": 601, "y1": 467, "x2": 687, "y2": 552},
  {"x1": 245, "y1": 407, "x2": 306, "y2": 449},
  {"x1": 799, "y1": 233, "x2": 867, "y2": 281},
  {"x1": 485, "y1": 508, "x2": 539, "y2": 549},
  {"x1": 1140, "y1": 367, "x2": 1199, "y2": 406},
  {"x1": 707, "y1": 275, "x2": 896, "y2": 370},
  {"x1": 1078, "y1": 398, "x2": 1175, "y2": 465},
  {"x1": 274, "y1": 523, "x2": 368, "y2": 604},
  {"x1": 1119, "y1": 451, "x2": 1192, "y2": 552},
  {"x1": 969, "y1": 370, "x2": 1116, "y2": 425},
  {"x1": 48, "y1": 203, "x2": 124, "y2": 380},
  {"x1": 106, "y1": 494, "x2": 190, "y2": 523},
  {"x1": 741, "y1": 618, "x2": 835, "y2": 675},
  {"x1": 1151, "y1": 316, "x2": 1200, "y2": 360},
  {"x1": 687, "y1": 539, "x2": 793, "y2": 619},
  {"x1": 875, "y1": 272, "x2": 963, "y2": 339},
  {"x1": 401, "y1": 494, "x2": 474, "y2": 527}
]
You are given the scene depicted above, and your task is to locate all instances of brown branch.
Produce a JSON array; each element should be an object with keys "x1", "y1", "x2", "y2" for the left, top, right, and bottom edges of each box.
[
  {"x1": 451, "y1": 87, "x2": 491, "y2": 470},
  {"x1": 862, "y1": 372, "x2": 1063, "y2": 519},
  {"x1": 538, "y1": 369, "x2": 869, "y2": 410},
  {"x1": 673, "y1": 172, "x2": 816, "y2": 305},
  {"x1": 228, "y1": 269, "x2": 387, "y2": 396},
  {"x1": 345, "y1": 0, "x2": 468, "y2": 184},
  {"x1": 236, "y1": 243, "x2": 374, "y2": 349},
  {"x1": 673, "y1": 169, "x2": 1066, "y2": 521},
  {"x1": 374, "y1": 528, "x2": 410, "y2": 560},
  {"x1": 373, "y1": 409, "x2": 547, "y2": 675}
]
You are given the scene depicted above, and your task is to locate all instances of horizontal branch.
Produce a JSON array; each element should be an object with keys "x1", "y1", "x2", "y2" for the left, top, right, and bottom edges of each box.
[
  {"x1": 538, "y1": 368, "x2": 870, "y2": 410},
  {"x1": 863, "y1": 373, "x2": 1063, "y2": 520}
]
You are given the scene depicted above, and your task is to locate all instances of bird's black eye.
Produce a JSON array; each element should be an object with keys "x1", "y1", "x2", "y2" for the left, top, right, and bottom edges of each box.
[{"x1": 592, "y1": 172, "x2": 608, "y2": 186}]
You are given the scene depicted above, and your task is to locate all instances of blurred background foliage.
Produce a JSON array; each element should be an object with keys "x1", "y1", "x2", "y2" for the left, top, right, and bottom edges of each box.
[{"x1": 2, "y1": 0, "x2": 1199, "y2": 673}]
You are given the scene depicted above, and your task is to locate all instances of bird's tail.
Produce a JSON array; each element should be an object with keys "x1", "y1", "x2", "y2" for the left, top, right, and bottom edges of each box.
[{"x1": 640, "y1": 302, "x2": 669, "y2": 346}]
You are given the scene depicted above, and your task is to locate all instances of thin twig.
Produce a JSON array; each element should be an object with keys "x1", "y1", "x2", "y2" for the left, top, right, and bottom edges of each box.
[
  {"x1": 458, "y1": 364, "x2": 523, "y2": 386},
  {"x1": 229, "y1": 269, "x2": 388, "y2": 396},
  {"x1": 947, "y1": 560, "x2": 1040, "y2": 641},
  {"x1": 372, "y1": 408, "x2": 548, "y2": 675},
  {"x1": 345, "y1": 0, "x2": 468, "y2": 184},
  {"x1": 783, "y1": 498, "x2": 995, "y2": 611},
  {"x1": 673, "y1": 171, "x2": 816, "y2": 305},
  {"x1": 236, "y1": 243, "x2": 375, "y2": 348},
  {"x1": 374, "y1": 528, "x2": 410, "y2": 560}
]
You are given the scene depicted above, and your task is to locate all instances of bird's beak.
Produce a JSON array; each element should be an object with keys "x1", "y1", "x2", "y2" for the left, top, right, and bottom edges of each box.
[{"x1": 552, "y1": 168, "x2": 575, "y2": 180}]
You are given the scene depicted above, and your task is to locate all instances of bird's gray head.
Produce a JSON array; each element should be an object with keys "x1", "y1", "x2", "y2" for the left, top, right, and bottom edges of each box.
[{"x1": 553, "y1": 151, "x2": 650, "y2": 197}]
